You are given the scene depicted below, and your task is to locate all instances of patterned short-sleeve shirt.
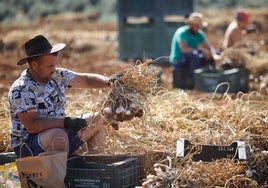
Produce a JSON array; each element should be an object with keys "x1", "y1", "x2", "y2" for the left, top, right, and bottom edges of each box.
[{"x1": 8, "y1": 68, "x2": 76, "y2": 149}]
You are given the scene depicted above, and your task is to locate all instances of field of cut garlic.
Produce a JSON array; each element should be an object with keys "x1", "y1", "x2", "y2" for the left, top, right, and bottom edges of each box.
[
  {"x1": 67, "y1": 61, "x2": 268, "y2": 187},
  {"x1": 1, "y1": 7, "x2": 268, "y2": 187}
]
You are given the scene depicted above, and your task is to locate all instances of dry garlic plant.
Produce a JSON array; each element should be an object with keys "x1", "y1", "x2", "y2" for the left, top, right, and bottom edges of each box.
[{"x1": 97, "y1": 59, "x2": 161, "y2": 129}]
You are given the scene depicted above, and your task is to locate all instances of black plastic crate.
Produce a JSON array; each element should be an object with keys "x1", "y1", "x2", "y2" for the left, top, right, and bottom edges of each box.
[
  {"x1": 0, "y1": 152, "x2": 17, "y2": 165},
  {"x1": 81, "y1": 153, "x2": 146, "y2": 186},
  {"x1": 176, "y1": 138, "x2": 248, "y2": 162},
  {"x1": 194, "y1": 67, "x2": 243, "y2": 93},
  {"x1": 65, "y1": 156, "x2": 137, "y2": 188}
]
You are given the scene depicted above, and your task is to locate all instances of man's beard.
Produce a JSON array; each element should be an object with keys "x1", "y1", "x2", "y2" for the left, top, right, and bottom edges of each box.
[
  {"x1": 43, "y1": 73, "x2": 54, "y2": 83},
  {"x1": 189, "y1": 28, "x2": 198, "y2": 34}
]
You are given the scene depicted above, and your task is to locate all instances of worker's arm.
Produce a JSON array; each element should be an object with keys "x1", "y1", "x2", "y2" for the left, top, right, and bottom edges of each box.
[
  {"x1": 18, "y1": 112, "x2": 64, "y2": 133},
  {"x1": 18, "y1": 111, "x2": 87, "y2": 134},
  {"x1": 199, "y1": 41, "x2": 213, "y2": 60},
  {"x1": 179, "y1": 41, "x2": 195, "y2": 53},
  {"x1": 71, "y1": 72, "x2": 109, "y2": 88}
]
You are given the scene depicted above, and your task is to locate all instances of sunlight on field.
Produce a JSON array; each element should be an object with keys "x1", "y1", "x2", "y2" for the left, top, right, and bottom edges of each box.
[{"x1": 1, "y1": 7, "x2": 268, "y2": 187}]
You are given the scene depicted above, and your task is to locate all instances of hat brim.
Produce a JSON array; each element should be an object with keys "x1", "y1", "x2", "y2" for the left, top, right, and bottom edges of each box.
[
  {"x1": 187, "y1": 20, "x2": 208, "y2": 28},
  {"x1": 17, "y1": 43, "x2": 66, "y2": 65}
]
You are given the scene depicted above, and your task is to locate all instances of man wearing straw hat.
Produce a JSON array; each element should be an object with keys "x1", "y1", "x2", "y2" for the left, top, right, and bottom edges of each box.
[
  {"x1": 170, "y1": 12, "x2": 214, "y2": 89},
  {"x1": 8, "y1": 35, "x2": 116, "y2": 158}
]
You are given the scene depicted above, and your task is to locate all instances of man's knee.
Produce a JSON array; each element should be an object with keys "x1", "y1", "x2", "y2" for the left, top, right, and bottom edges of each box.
[{"x1": 40, "y1": 128, "x2": 69, "y2": 152}]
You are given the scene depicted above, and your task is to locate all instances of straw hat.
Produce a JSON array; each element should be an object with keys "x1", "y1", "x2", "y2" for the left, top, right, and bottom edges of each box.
[
  {"x1": 187, "y1": 12, "x2": 208, "y2": 28},
  {"x1": 17, "y1": 35, "x2": 66, "y2": 65}
]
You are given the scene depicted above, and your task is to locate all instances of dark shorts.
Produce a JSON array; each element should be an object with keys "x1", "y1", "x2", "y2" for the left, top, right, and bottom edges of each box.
[
  {"x1": 14, "y1": 129, "x2": 84, "y2": 158},
  {"x1": 174, "y1": 50, "x2": 203, "y2": 72},
  {"x1": 174, "y1": 50, "x2": 214, "y2": 72}
]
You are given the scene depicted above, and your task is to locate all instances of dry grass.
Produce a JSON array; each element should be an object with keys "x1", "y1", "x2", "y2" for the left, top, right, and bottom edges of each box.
[
  {"x1": 64, "y1": 87, "x2": 268, "y2": 186},
  {"x1": 0, "y1": 96, "x2": 11, "y2": 152},
  {"x1": 2, "y1": 69, "x2": 268, "y2": 186}
]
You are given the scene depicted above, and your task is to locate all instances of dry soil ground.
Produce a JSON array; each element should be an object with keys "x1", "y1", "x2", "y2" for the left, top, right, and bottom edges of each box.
[{"x1": 1, "y1": 8, "x2": 268, "y2": 97}]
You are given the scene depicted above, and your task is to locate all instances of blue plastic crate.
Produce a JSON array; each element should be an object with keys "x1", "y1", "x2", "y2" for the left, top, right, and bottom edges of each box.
[{"x1": 65, "y1": 156, "x2": 137, "y2": 188}]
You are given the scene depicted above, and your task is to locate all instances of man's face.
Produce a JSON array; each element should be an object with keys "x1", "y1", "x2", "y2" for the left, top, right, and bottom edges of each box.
[
  {"x1": 33, "y1": 54, "x2": 58, "y2": 83},
  {"x1": 240, "y1": 21, "x2": 249, "y2": 29},
  {"x1": 189, "y1": 22, "x2": 200, "y2": 34}
]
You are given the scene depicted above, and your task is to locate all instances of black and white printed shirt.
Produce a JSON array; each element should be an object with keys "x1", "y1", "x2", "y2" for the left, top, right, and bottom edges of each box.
[{"x1": 8, "y1": 68, "x2": 76, "y2": 149}]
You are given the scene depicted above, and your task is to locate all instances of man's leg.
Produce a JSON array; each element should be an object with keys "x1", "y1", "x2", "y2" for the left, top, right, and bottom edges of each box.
[
  {"x1": 173, "y1": 55, "x2": 196, "y2": 89},
  {"x1": 186, "y1": 51, "x2": 203, "y2": 74},
  {"x1": 79, "y1": 112, "x2": 106, "y2": 154},
  {"x1": 14, "y1": 128, "x2": 69, "y2": 158},
  {"x1": 39, "y1": 128, "x2": 69, "y2": 153}
]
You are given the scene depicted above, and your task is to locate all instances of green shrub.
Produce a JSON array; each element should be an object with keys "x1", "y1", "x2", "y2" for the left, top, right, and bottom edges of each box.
[
  {"x1": 68, "y1": 0, "x2": 88, "y2": 12},
  {"x1": 28, "y1": 2, "x2": 58, "y2": 19},
  {"x1": 0, "y1": 2, "x2": 16, "y2": 22},
  {"x1": 0, "y1": 0, "x2": 268, "y2": 23}
]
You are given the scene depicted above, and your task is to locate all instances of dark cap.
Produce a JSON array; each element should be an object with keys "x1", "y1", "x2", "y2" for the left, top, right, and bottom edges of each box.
[{"x1": 236, "y1": 11, "x2": 250, "y2": 24}]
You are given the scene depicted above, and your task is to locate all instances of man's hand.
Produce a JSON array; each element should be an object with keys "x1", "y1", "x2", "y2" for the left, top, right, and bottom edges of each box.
[
  {"x1": 108, "y1": 72, "x2": 124, "y2": 86},
  {"x1": 64, "y1": 117, "x2": 87, "y2": 130}
]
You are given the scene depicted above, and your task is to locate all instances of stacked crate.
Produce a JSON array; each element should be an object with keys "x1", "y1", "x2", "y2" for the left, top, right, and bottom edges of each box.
[{"x1": 117, "y1": 0, "x2": 194, "y2": 61}]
